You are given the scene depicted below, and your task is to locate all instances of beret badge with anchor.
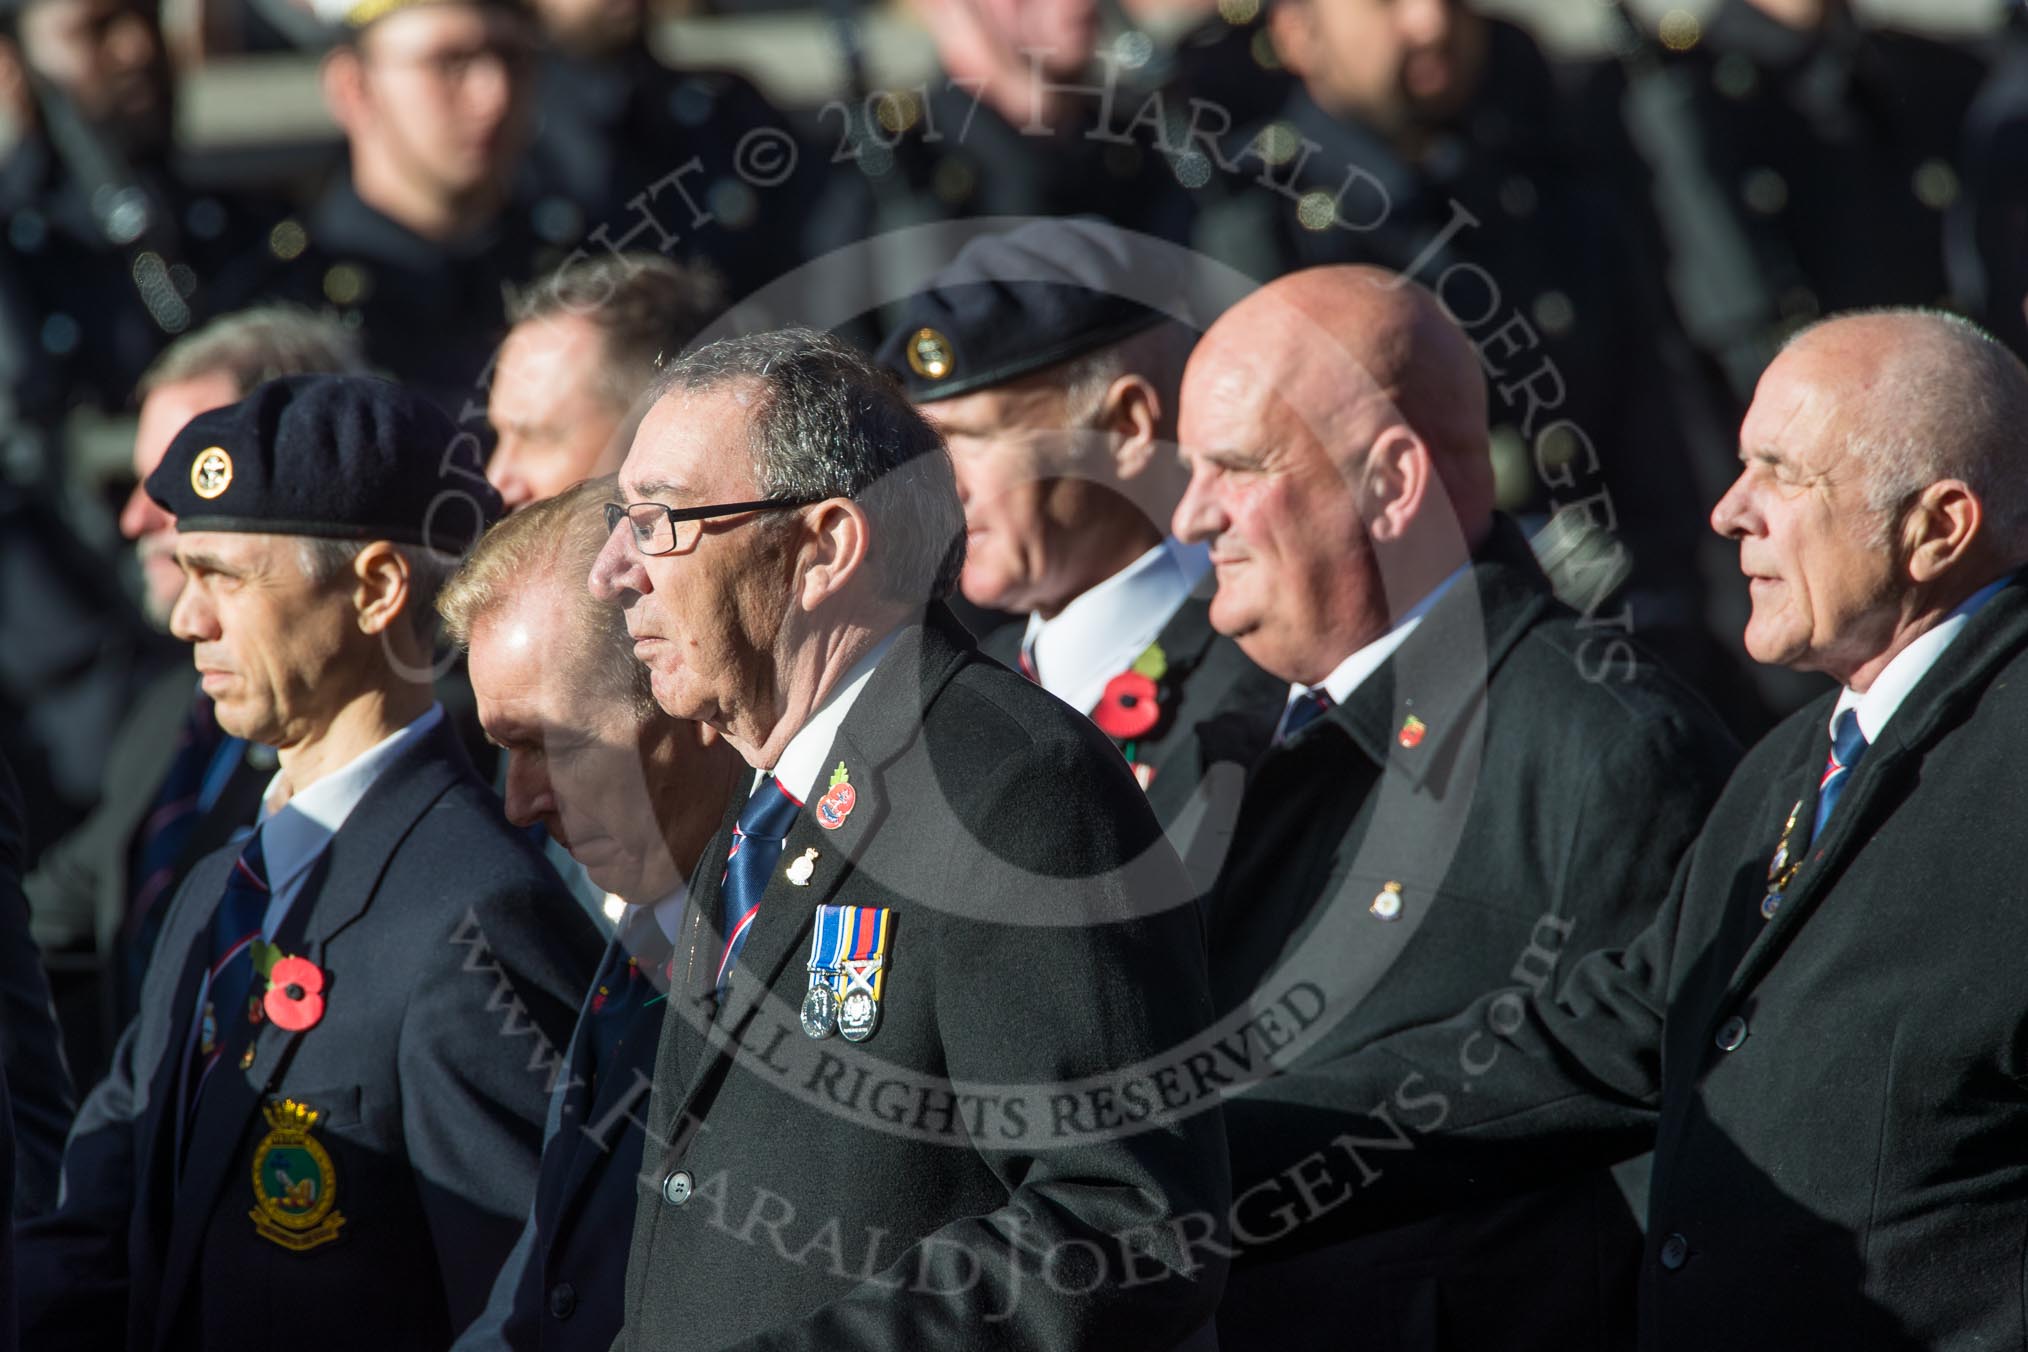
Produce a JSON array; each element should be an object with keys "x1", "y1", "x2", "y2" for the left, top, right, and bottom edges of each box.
[{"x1": 190, "y1": 446, "x2": 234, "y2": 500}]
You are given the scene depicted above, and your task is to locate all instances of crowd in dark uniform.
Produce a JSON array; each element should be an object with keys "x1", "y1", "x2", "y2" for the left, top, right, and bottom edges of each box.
[{"x1": 7, "y1": 0, "x2": 2028, "y2": 1348}]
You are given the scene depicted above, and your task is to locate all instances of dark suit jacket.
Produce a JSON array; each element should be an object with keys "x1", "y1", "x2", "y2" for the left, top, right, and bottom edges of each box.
[
  {"x1": 982, "y1": 584, "x2": 1285, "y2": 893},
  {"x1": 1219, "y1": 576, "x2": 2028, "y2": 1349},
  {"x1": 474, "y1": 926, "x2": 669, "y2": 1352},
  {"x1": 0, "y1": 746, "x2": 72, "y2": 1219},
  {"x1": 16, "y1": 717, "x2": 603, "y2": 1352},
  {"x1": 1207, "y1": 519, "x2": 1739, "y2": 1352},
  {"x1": 616, "y1": 607, "x2": 1229, "y2": 1350}
]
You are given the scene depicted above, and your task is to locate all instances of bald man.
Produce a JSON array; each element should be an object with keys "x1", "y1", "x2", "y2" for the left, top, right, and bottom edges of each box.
[
  {"x1": 1174, "y1": 265, "x2": 1740, "y2": 1352},
  {"x1": 1204, "y1": 307, "x2": 2028, "y2": 1350}
]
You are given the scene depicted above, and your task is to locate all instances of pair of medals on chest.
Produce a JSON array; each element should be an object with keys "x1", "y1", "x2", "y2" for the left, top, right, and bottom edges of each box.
[{"x1": 799, "y1": 902, "x2": 893, "y2": 1043}]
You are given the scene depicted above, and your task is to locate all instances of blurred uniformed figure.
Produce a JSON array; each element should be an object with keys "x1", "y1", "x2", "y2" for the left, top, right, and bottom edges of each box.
[
  {"x1": 236, "y1": 0, "x2": 553, "y2": 412},
  {"x1": 17, "y1": 375, "x2": 601, "y2": 1351},
  {"x1": 442, "y1": 478, "x2": 747, "y2": 1352},
  {"x1": 26, "y1": 306, "x2": 366, "y2": 1084},
  {"x1": 0, "y1": 0, "x2": 283, "y2": 432},
  {"x1": 1190, "y1": 0, "x2": 1731, "y2": 717},
  {"x1": 1174, "y1": 266, "x2": 1738, "y2": 1352},
  {"x1": 1588, "y1": 0, "x2": 1987, "y2": 395},
  {"x1": 486, "y1": 254, "x2": 722, "y2": 514},
  {"x1": 877, "y1": 218, "x2": 1283, "y2": 880},
  {"x1": 0, "y1": 743, "x2": 72, "y2": 1227},
  {"x1": 810, "y1": 0, "x2": 1191, "y2": 326},
  {"x1": 517, "y1": 0, "x2": 818, "y2": 304},
  {"x1": 1950, "y1": 1, "x2": 2028, "y2": 358}
]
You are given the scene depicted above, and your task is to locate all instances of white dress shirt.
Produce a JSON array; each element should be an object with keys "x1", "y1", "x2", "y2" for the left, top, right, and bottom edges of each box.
[
  {"x1": 1276, "y1": 567, "x2": 1465, "y2": 741},
  {"x1": 1830, "y1": 575, "x2": 2011, "y2": 744},
  {"x1": 1021, "y1": 537, "x2": 1210, "y2": 716},
  {"x1": 254, "y1": 703, "x2": 445, "y2": 936}
]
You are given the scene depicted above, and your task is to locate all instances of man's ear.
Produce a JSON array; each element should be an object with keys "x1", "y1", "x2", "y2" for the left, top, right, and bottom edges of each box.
[
  {"x1": 321, "y1": 44, "x2": 367, "y2": 135},
  {"x1": 1097, "y1": 373, "x2": 1164, "y2": 483},
  {"x1": 1267, "y1": 0, "x2": 1318, "y2": 84},
  {"x1": 1359, "y1": 426, "x2": 1432, "y2": 545},
  {"x1": 796, "y1": 500, "x2": 872, "y2": 611},
  {"x1": 1902, "y1": 480, "x2": 1982, "y2": 585},
  {"x1": 352, "y1": 540, "x2": 413, "y2": 636}
]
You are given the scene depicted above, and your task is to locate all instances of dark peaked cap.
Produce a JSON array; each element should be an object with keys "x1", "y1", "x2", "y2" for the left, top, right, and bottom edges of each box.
[
  {"x1": 877, "y1": 218, "x2": 1176, "y2": 403},
  {"x1": 147, "y1": 374, "x2": 501, "y2": 546}
]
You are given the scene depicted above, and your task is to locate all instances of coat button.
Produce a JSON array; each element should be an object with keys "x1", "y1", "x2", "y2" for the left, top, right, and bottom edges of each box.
[
  {"x1": 1715, "y1": 1016, "x2": 1748, "y2": 1052},
  {"x1": 662, "y1": 1169, "x2": 694, "y2": 1206},
  {"x1": 1659, "y1": 1233, "x2": 1689, "y2": 1270},
  {"x1": 549, "y1": 1283, "x2": 576, "y2": 1320}
]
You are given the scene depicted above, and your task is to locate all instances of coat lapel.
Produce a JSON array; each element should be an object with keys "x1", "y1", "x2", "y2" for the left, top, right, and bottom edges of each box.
[
  {"x1": 656, "y1": 608, "x2": 971, "y2": 1135},
  {"x1": 1715, "y1": 580, "x2": 2028, "y2": 1010},
  {"x1": 152, "y1": 721, "x2": 469, "y2": 1340}
]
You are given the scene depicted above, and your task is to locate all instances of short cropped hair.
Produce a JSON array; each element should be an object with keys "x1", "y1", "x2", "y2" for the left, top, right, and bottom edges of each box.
[
  {"x1": 507, "y1": 254, "x2": 726, "y2": 413},
  {"x1": 138, "y1": 304, "x2": 367, "y2": 400},
  {"x1": 1788, "y1": 308, "x2": 2028, "y2": 554},
  {"x1": 647, "y1": 328, "x2": 966, "y2": 605},
  {"x1": 437, "y1": 477, "x2": 656, "y2": 719}
]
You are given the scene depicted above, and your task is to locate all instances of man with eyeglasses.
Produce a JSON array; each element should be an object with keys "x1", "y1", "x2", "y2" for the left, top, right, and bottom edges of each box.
[
  {"x1": 586, "y1": 329, "x2": 1228, "y2": 1348},
  {"x1": 228, "y1": 0, "x2": 554, "y2": 412}
]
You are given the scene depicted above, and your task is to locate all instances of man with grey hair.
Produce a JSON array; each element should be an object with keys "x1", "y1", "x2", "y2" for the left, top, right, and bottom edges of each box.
[
  {"x1": 587, "y1": 328, "x2": 1228, "y2": 1346},
  {"x1": 878, "y1": 221, "x2": 1285, "y2": 873},
  {"x1": 19, "y1": 374, "x2": 600, "y2": 1351},
  {"x1": 30, "y1": 304, "x2": 366, "y2": 1081},
  {"x1": 1210, "y1": 307, "x2": 2028, "y2": 1350},
  {"x1": 442, "y1": 477, "x2": 746, "y2": 1352},
  {"x1": 486, "y1": 254, "x2": 724, "y2": 514}
]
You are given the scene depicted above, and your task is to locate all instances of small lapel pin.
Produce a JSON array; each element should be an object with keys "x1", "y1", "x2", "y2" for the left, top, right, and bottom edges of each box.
[
  {"x1": 787, "y1": 847, "x2": 819, "y2": 886},
  {"x1": 817, "y1": 762, "x2": 856, "y2": 830},
  {"x1": 1398, "y1": 714, "x2": 1427, "y2": 749},
  {"x1": 1370, "y1": 881, "x2": 1405, "y2": 921}
]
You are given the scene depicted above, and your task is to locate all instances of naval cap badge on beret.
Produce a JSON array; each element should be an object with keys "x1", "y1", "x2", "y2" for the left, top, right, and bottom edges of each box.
[
  {"x1": 146, "y1": 373, "x2": 501, "y2": 549},
  {"x1": 876, "y1": 217, "x2": 1176, "y2": 403}
]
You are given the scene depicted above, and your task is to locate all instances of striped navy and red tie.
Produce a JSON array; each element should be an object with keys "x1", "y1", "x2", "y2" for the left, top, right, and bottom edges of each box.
[
  {"x1": 1810, "y1": 708, "x2": 1869, "y2": 843},
  {"x1": 716, "y1": 775, "x2": 801, "y2": 999},
  {"x1": 185, "y1": 829, "x2": 269, "y2": 1122}
]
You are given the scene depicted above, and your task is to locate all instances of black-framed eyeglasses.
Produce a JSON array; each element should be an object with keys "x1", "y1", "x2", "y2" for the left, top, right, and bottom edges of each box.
[{"x1": 603, "y1": 497, "x2": 820, "y2": 557}]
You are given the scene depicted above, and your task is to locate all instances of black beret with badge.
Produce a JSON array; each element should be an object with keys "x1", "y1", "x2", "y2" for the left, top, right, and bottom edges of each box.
[
  {"x1": 146, "y1": 373, "x2": 501, "y2": 546},
  {"x1": 876, "y1": 218, "x2": 1177, "y2": 403}
]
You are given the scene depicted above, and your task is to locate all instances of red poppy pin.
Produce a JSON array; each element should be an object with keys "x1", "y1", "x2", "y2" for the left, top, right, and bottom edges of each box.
[
  {"x1": 264, "y1": 955, "x2": 326, "y2": 1032},
  {"x1": 1398, "y1": 714, "x2": 1427, "y2": 749},
  {"x1": 1094, "y1": 671, "x2": 1162, "y2": 740},
  {"x1": 817, "y1": 762, "x2": 856, "y2": 830}
]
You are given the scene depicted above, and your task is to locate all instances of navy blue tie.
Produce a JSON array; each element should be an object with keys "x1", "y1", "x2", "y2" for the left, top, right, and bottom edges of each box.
[
  {"x1": 715, "y1": 775, "x2": 800, "y2": 997},
  {"x1": 186, "y1": 828, "x2": 269, "y2": 1122},
  {"x1": 1279, "y1": 687, "x2": 1334, "y2": 743},
  {"x1": 1811, "y1": 708, "x2": 1869, "y2": 843}
]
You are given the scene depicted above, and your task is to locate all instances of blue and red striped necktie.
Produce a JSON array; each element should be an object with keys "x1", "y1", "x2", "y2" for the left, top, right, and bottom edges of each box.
[
  {"x1": 1810, "y1": 708, "x2": 1869, "y2": 844},
  {"x1": 715, "y1": 775, "x2": 801, "y2": 998},
  {"x1": 185, "y1": 828, "x2": 269, "y2": 1123}
]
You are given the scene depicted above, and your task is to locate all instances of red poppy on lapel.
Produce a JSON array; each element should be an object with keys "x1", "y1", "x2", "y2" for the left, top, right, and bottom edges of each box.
[
  {"x1": 265, "y1": 955, "x2": 327, "y2": 1032},
  {"x1": 1094, "y1": 671, "x2": 1162, "y2": 740}
]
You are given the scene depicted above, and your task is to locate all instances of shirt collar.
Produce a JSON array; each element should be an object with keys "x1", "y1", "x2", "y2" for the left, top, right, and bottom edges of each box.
[
  {"x1": 763, "y1": 629, "x2": 900, "y2": 806},
  {"x1": 259, "y1": 704, "x2": 444, "y2": 898},
  {"x1": 1281, "y1": 566, "x2": 1466, "y2": 733},
  {"x1": 1833, "y1": 576, "x2": 2013, "y2": 744},
  {"x1": 1022, "y1": 538, "x2": 1209, "y2": 715}
]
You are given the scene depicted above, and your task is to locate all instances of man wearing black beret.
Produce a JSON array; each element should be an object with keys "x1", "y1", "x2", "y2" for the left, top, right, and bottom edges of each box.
[
  {"x1": 877, "y1": 218, "x2": 1284, "y2": 888},
  {"x1": 16, "y1": 374, "x2": 603, "y2": 1351}
]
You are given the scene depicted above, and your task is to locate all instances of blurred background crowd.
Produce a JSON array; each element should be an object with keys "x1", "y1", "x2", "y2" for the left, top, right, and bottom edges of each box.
[{"x1": 3, "y1": 0, "x2": 2024, "y2": 966}]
